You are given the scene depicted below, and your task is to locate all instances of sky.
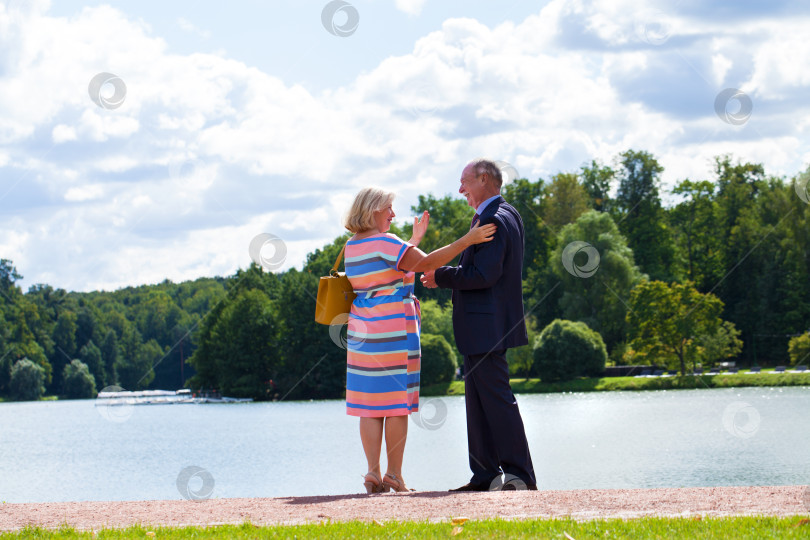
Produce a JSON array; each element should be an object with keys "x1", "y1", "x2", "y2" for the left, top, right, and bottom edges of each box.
[{"x1": 1, "y1": 0, "x2": 809, "y2": 292}]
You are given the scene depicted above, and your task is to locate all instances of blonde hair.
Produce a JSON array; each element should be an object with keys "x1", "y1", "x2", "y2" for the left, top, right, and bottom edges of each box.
[{"x1": 344, "y1": 187, "x2": 395, "y2": 233}]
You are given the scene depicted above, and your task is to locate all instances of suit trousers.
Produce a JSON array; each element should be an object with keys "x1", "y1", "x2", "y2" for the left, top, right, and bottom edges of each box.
[{"x1": 463, "y1": 349, "x2": 536, "y2": 487}]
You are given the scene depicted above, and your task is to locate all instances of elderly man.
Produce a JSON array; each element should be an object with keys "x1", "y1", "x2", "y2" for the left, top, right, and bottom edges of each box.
[{"x1": 421, "y1": 158, "x2": 536, "y2": 491}]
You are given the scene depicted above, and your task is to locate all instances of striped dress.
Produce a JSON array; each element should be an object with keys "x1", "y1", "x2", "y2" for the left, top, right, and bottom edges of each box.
[{"x1": 344, "y1": 233, "x2": 421, "y2": 417}]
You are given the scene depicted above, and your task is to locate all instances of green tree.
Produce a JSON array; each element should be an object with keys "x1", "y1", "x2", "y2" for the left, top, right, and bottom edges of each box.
[
  {"x1": 788, "y1": 333, "x2": 810, "y2": 367},
  {"x1": 507, "y1": 317, "x2": 539, "y2": 379},
  {"x1": 614, "y1": 150, "x2": 677, "y2": 282},
  {"x1": 713, "y1": 158, "x2": 799, "y2": 364},
  {"x1": 25, "y1": 284, "x2": 67, "y2": 325},
  {"x1": 420, "y1": 333, "x2": 457, "y2": 385},
  {"x1": 304, "y1": 234, "x2": 354, "y2": 280},
  {"x1": 62, "y1": 359, "x2": 97, "y2": 399},
  {"x1": 0, "y1": 314, "x2": 12, "y2": 395},
  {"x1": 533, "y1": 319, "x2": 607, "y2": 382},
  {"x1": 50, "y1": 310, "x2": 77, "y2": 392},
  {"x1": 418, "y1": 299, "x2": 457, "y2": 358},
  {"x1": 116, "y1": 324, "x2": 155, "y2": 390},
  {"x1": 409, "y1": 193, "x2": 474, "y2": 255},
  {"x1": 135, "y1": 290, "x2": 183, "y2": 345},
  {"x1": 78, "y1": 340, "x2": 105, "y2": 390},
  {"x1": 274, "y1": 269, "x2": 346, "y2": 400},
  {"x1": 669, "y1": 179, "x2": 722, "y2": 290},
  {"x1": 544, "y1": 172, "x2": 589, "y2": 229},
  {"x1": 552, "y1": 210, "x2": 644, "y2": 351},
  {"x1": 74, "y1": 307, "x2": 98, "y2": 352},
  {"x1": 19, "y1": 289, "x2": 55, "y2": 365},
  {"x1": 697, "y1": 321, "x2": 743, "y2": 367},
  {"x1": 625, "y1": 280, "x2": 743, "y2": 374},
  {"x1": 502, "y1": 177, "x2": 558, "y2": 331},
  {"x1": 190, "y1": 289, "x2": 279, "y2": 399},
  {"x1": 100, "y1": 330, "x2": 118, "y2": 388},
  {"x1": 5, "y1": 305, "x2": 50, "y2": 387},
  {"x1": 502, "y1": 177, "x2": 550, "y2": 273},
  {"x1": 580, "y1": 159, "x2": 615, "y2": 213},
  {"x1": 0, "y1": 259, "x2": 22, "y2": 297},
  {"x1": 408, "y1": 194, "x2": 474, "y2": 304},
  {"x1": 180, "y1": 279, "x2": 227, "y2": 315},
  {"x1": 780, "y1": 170, "x2": 810, "y2": 339},
  {"x1": 9, "y1": 358, "x2": 45, "y2": 401}
]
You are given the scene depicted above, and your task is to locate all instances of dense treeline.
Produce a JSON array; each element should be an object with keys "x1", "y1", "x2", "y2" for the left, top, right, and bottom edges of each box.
[
  {"x1": 0, "y1": 270, "x2": 227, "y2": 399},
  {"x1": 1, "y1": 149, "x2": 809, "y2": 401}
]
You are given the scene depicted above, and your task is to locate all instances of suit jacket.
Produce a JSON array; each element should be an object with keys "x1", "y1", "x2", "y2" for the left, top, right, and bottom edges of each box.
[{"x1": 434, "y1": 196, "x2": 529, "y2": 356}]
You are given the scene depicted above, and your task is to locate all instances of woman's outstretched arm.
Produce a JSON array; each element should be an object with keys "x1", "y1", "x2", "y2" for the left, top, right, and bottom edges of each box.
[{"x1": 398, "y1": 223, "x2": 496, "y2": 273}]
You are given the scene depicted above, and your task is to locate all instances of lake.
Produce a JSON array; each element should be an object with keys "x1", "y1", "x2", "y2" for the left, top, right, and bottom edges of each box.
[{"x1": 1, "y1": 386, "x2": 808, "y2": 502}]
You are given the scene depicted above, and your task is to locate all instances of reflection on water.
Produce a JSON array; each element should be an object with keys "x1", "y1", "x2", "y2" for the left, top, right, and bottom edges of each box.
[{"x1": 0, "y1": 386, "x2": 808, "y2": 502}]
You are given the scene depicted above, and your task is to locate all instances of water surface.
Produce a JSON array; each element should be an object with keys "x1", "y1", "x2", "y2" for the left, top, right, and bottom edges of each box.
[{"x1": 0, "y1": 387, "x2": 807, "y2": 502}]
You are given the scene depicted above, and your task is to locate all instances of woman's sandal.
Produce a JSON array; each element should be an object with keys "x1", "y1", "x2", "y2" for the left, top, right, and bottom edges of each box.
[
  {"x1": 363, "y1": 472, "x2": 386, "y2": 494},
  {"x1": 382, "y1": 473, "x2": 415, "y2": 493}
]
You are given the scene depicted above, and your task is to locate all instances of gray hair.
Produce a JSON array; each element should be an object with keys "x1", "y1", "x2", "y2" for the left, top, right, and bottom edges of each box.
[{"x1": 468, "y1": 158, "x2": 503, "y2": 190}]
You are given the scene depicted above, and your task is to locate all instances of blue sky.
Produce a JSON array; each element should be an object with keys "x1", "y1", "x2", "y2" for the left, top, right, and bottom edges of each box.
[{"x1": 1, "y1": 0, "x2": 809, "y2": 292}]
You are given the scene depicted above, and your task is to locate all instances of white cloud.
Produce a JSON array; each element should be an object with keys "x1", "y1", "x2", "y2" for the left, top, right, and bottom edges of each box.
[
  {"x1": 745, "y1": 19, "x2": 810, "y2": 98},
  {"x1": 711, "y1": 53, "x2": 732, "y2": 87},
  {"x1": 64, "y1": 183, "x2": 104, "y2": 202},
  {"x1": 395, "y1": 0, "x2": 427, "y2": 16},
  {"x1": 76, "y1": 109, "x2": 140, "y2": 142},
  {"x1": 1, "y1": 0, "x2": 809, "y2": 291},
  {"x1": 93, "y1": 155, "x2": 141, "y2": 173},
  {"x1": 51, "y1": 124, "x2": 76, "y2": 143},
  {"x1": 177, "y1": 17, "x2": 211, "y2": 39}
]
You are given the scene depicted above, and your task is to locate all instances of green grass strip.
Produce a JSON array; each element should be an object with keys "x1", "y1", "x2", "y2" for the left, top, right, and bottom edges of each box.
[
  {"x1": 3, "y1": 516, "x2": 810, "y2": 539},
  {"x1": 422, "y1": 372, "x2": 810, "y2": 396}
]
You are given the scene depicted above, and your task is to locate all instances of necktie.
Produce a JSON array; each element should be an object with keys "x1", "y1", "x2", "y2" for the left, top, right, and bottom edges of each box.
[{"x1": 470, "y1": 213, "x2": 479, "y2": 230}]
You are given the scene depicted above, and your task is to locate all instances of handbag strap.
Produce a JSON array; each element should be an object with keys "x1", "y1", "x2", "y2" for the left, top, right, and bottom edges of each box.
[{"x1": 330, "y1": 242, "x2": 348, "y2": 276}]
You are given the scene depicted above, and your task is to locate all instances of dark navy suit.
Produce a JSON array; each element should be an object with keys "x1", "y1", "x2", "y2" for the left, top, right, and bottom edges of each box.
[{"x1": 434, "y1": 196, "x2": 536, "y2": 487}]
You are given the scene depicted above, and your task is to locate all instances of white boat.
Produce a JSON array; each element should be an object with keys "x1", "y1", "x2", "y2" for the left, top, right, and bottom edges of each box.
[
  {"x1": 195, "y1": 396, "x2": 253, "y2": 404},
  {"x1": 95, "y1": 389, "x2": 253, "y2": 405}
]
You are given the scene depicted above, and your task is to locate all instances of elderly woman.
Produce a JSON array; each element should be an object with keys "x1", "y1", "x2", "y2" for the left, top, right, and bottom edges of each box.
[{"x1": 343, "y1": 186, "x2": 496, "y2": 493}]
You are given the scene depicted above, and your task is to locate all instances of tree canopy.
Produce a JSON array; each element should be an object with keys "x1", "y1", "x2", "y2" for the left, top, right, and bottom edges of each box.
[{"x1": 2, "y1": 150, "x2": 809, "y2": 399}]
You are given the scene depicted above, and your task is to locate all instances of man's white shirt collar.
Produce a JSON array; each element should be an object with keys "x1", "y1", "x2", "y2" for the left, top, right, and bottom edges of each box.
[{"x1": 475, "y1": 195, "x2": 500, "y2": 216}]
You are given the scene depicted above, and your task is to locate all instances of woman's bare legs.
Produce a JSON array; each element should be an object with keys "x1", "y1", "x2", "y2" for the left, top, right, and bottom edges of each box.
[
  {"x1": 383, "y1": 415, "x2": 409, "y2": 489},
  {"x1": 359, "y1": 417, "x2": 384, "y2": 476}
]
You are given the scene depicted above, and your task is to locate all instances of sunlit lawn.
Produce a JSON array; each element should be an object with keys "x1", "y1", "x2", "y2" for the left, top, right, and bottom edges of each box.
[{"x1": 4, "y1": 516, "x2": 810, "y2": 539}]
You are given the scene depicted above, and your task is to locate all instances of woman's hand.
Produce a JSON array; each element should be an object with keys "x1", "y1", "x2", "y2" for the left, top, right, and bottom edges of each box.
[
  {"x1": 409, "y1": 210, "x2": 430, "y2": 247},
  {"x1": 465, "y1": 222, "x2": 497, "y2": 246}
]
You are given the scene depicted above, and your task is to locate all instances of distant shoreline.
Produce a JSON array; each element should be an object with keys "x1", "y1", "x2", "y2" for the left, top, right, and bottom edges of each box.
[
  {"x1": 422, "y1": 371, "x2": 810, "y2": 397},
  {"x1": 2, "y1": 371, "x2": 808, "y2": 404}
]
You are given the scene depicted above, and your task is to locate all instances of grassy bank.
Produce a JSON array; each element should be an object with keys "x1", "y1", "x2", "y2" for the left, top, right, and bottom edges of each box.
[
  {"x1": 421, "y1": 371, "x2": 810, "y2": 396},
  {"x1": 4, "y1": 516, "x2": 810, "y2": 539}
]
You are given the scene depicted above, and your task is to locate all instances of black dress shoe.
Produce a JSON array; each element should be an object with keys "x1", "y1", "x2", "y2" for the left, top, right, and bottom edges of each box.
[
  {"x1": 501, "y1": 482, "x2": 538, "y2": 491},
  {"x1": 449, "y1": 482, "x2": 488, "y2": 492}
]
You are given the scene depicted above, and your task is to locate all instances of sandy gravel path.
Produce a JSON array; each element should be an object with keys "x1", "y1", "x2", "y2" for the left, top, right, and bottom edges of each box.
[{"x1": 1, "y1": 486, "x2": 808, "y2": 531}]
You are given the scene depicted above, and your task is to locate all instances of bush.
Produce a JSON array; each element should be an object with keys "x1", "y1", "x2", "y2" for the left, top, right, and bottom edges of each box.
[
  {"x1": 420, "y1": 333, "x2": 457, "y2": 386},
  {"x1": 0, "y1": 349, "x2": 12, "y2": 396},
  {"x1": 62, "y1": 359, "x2": 97, "y2": 399},
  {"x1": 9, "y1": 358, "x2": 46, "y2": 401},
  {"x1": 508, "y1": 318, "x2": 539, "y2": 379},
  {"x1": 419, "y1": 299, "x2": 459, "y2": 360},
  {"x1": 788, "y1": 333, "x2": 810, "y2": 366},
  {"x1": 533, "y1": 319, "x2": 607, "y2": 382}
]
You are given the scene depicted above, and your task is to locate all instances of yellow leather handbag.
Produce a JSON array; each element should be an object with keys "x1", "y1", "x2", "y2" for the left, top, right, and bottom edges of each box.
[{"x1": 315, "y1": 242, "x2": 357, "y2": 325}]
